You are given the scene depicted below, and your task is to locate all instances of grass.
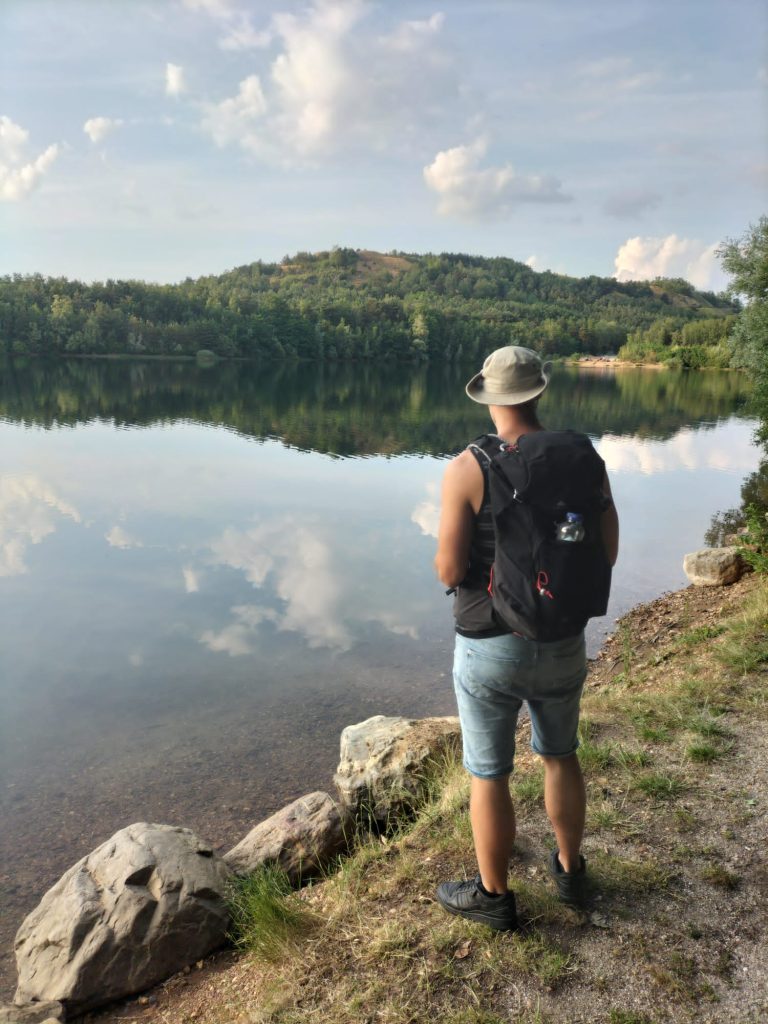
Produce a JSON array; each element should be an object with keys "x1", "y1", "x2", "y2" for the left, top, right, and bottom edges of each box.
[
  {"x1": 226, "y1": 866, "x2": 315, "y2": 960},
  {"x1": 634, "y1": 772, "x2": 685, "y2": 800},
  {"x1": 176, "y1": 577, "x2": 767, "y2": 1024}
]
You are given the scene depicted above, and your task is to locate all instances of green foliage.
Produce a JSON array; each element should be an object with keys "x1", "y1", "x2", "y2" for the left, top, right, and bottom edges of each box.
[
  {"x1": 739, "y1": 502, "x2": 768, "y2": 575},
  {"x1": 225, "y1": 866, "x2": 313, "y2": 959},
  {"x1": 0, "y1": 250, "x2": 738, "y2": 362}
]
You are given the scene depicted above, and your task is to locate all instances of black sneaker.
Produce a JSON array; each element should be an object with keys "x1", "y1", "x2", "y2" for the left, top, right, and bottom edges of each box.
[
  {"x1": 436, "y1": 875, "x2": 518, "y2": 931},
  {"x1": 548, "y1": 849, "x2": 588, "y2": 907}
]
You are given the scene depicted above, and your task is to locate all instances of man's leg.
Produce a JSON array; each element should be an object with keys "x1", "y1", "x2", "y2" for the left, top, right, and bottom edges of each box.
[
  {"x1": 542, "y1": 753, "x2": 585, "y2": 872},
  {"x1": 470, "y1": 775, "x2": 516, "y2": 894}
]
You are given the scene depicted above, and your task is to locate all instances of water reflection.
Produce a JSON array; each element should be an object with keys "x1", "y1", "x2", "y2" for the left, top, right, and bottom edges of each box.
[{"x1": 0, "y1": 357, "x2": 759, "y2": 1001}]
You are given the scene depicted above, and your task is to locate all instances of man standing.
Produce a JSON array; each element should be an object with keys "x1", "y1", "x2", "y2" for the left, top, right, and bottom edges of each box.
[{"x1": 433, "y1": 346, "x2": 619, "y2": 930}]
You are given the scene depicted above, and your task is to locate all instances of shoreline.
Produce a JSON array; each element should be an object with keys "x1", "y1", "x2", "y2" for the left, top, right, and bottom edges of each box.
[{"x1": 7, "y1": 570, "x2": 763, "y2": 1020}]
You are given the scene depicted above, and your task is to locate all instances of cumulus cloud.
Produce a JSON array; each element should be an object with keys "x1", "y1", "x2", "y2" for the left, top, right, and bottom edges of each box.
[
  {"x1": 200, "y1": 1, "x2": 454, "y2": 160},
  {"x1": 0, "y1": 116, "x2": 59, "y2": 201},
  {"x1": 380, "y1": 12, "x2": 445, "y2": 52},
  {"x1": 423, "y1": 138, "x2": 571, "y2": 220},
  {"x1": 182, "y1": 565, "x2": 201, "y2": 593},
  {"x1": 206, "y1": 516, "x2": 419, "y2": 652},
  {"x1": 410, "y1": 482, "x2": 440, "y2": 538},
  {"x1": 105, "y1": 525, "x2": 143, "y2": 549},
  {"x1": 525, "y1": 255, "x2": 539, "y2": 269},
  {"x1": 182, "y1": 0, "x2": 234, "y2": 15},
  {"x1": 83, "y1": 116, "x2": 122, "y2": 143},
  {"x1": 613, "y1": 234, "x2": 721, "y2": 291},
  {"x1": 602, "y1": 188, "x2": 661, "y2": 219},
  {"x1": 0, "y1": 475, "x2": 80, "y2": 576},
  {"x1": 202, "y1": 74, "x2": 268, "y2": 150},
  {"x1": 165, "y1": 63, "x2": 186, "y2": 97}
]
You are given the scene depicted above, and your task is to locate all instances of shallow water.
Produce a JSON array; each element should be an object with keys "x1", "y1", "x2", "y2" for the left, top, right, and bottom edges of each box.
[{"x1": 0, "y1": 358, "x2": 759, "y2": 995}]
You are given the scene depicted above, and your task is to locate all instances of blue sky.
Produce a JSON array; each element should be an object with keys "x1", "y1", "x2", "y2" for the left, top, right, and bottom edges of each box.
[{"x1": 1, "y1": 0, "x2": 766, "y2": 286}]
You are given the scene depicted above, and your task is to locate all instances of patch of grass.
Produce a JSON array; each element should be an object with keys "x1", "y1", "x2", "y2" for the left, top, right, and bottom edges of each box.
[
  {"x1": 690, "y1": 713, "x2": 730, "y2": 738},
  {"x1": 511, "y1": 769, "x2": 545, "y2": 805},
  {"x1": 591, "y1": 853, "x2": 672, "y2": 896},
  {"x1": 614, "y1": 745, "x2": 652, "y2": 769},
  {"x1": 677, "y1": 624, "x2": 725, "y2": 648},
  {"x1": 700, "y1": 864, "x2": 740, "y2": 890},
  {"x1": 226, "y1": 866, "x2": 314, "y2": 960},
  {"x1": 578, "y1": 738, "x2": 616, "y2": 771},
  {"x1": 686, "y1": 741, "x2": 724, "y2": 763},
  {"x1": 444, "y1": 1012, "x2": 508, "y2": 1024},
  {"x1": 505, "y1": 930, "x2": 573, "y2": 988},
  {"x1": 609, "y1": 1011, "x2": 655, "y2": 1024},
  {"x1": 634, "y1": 772, "x2": 685, "y2": 800},
  {"x1": 513, "y1": 878, "x2": 572, "y2": 925},
  {"x1": 716, "y1": 585, "x2": 768, "y2": 675},
  {"x1": 673, "y1": 807, "x2": 697, "y2": 830}
]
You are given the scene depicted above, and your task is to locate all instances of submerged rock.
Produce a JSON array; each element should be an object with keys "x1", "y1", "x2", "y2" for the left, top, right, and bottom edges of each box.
[
  {"x1": 224, "y1": 791, "x2": 349, "y2": 883},
  {"x1": 14, "y1": 823, "x2": 232, "y2": 1015},
  {"x1": 683, "y1": 547, "x2": 745, "y2": 586},
  {"x1": 334, "y1": 715, "x2": 461, "y2": 825}
]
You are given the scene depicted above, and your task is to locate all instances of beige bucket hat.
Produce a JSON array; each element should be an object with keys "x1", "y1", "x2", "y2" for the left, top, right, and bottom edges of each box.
[{"x1": 465, "y1": 345, "x2": 552, "y2": 405}]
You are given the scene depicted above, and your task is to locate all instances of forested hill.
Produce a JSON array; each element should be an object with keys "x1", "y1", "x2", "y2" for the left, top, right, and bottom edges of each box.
[{"x1": 0, "y1": 247, "x2": 739, "y2": 365}]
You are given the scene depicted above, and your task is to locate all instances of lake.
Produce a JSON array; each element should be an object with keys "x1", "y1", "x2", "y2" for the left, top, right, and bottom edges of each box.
[{"x1": 0, "y1": 357, "x2": 759, "y2": 996}]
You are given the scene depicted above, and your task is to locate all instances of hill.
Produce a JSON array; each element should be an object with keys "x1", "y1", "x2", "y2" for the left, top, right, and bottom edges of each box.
[{"x1": 0, "y1": 248, "x2": 739, "y2": 364}]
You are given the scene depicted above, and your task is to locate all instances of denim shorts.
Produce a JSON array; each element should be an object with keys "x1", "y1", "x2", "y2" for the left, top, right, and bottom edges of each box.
[{"x1": 452, "y1": 631, "x2": 587, "y2": 779}]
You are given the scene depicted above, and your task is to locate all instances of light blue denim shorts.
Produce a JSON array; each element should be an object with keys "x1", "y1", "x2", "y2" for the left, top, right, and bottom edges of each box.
[{"x1": 452, "y1": 631, "x2": 587, "y2": 779}]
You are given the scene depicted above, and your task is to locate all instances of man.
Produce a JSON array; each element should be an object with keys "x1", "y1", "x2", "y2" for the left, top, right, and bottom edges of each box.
[{"x1": 433, "y1": 345, "x2": 619, "y2": 930}]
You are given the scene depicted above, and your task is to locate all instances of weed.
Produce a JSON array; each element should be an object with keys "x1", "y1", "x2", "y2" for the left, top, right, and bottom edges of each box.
[
  {"x1": 690, "y1": 713, "x2": 730, "y2": 738},
  {"x1": 634, "y1": 772, "x2": 685, "y2": 800},
  {"x1": 700, "y1": 864, "x2": 740, "y2": 890},
  {"x1": 686, "y1": 741, "x2": 723, "y2": 763},
  {"x1": 609, "y1": 1011, "x2": 655, "y2": 1024},
  {"x1": 512, "y1": 770, "x2": 544, "y2": 805},
  {"x1": 591, "y1": 853, "x2": 672, "y2": 896},
  {"x1": 674, "y1": 807, "x2": 697, "y2": 830},
  {"x1": 226, "y1": 866, "x2": 314, "y2": 960},
  {"x1": 578, "y1": 738, "x2": 616, "y2": 771},
  {"x1": 677, "y1": 625, "x2": 725, "y2": 648},
  {"x1": 614, "y1": 746, "x2": 652, "y2": 769},
  {"x1": 506, "y1": 930, "x2": 573, "y2": 987}
]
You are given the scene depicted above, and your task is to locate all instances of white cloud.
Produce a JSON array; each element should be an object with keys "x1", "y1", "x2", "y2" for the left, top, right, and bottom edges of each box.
[
  {"x1": 0, "y1": 116, "x2": 59, "y2": 201},
  {"x1": 83, "y1": 116, "x2": 122, "y2": 143},
  {"x1": 410, "y1": 482, "x2": 440, "y2": 538},
  {"x1": 0, "y1": 475, "x2": 80, "y2": 576},
  {"x1": 380, "y1": 12, "x2": 445, "y2": 52},
  {"x1": 182, "y1": 0, "x2": 234, "y2": 15},
  {"x1": 182, "y1": 565, "x2": 201, "y2": 593},
  {"x1": 202, "y1": 74, "x2": 268, "y2": 151},
  {"x1": 525, "y1": 255, "x2": 539, "y2": 269},
  {"x1": 201, "y1": 2, "x2": 453, "y2": 161},
  {"x1": 200, "y1": 604, "x2": 278, "y2": 657},
  {"x1": 597, "y1": 429, "x2": 758, "y2": 476},
  {"x1": 613, "y1": 234, "x2": 721, "y2": 291},
  {"x1": 578, "y1": 56, "x2": 662, "y2": 92},
  {"x1": 423, "y1": 138, "x2": 570, "y2": 220},
  {"x1": 165, "y1": 63, "x2": 187, "y2": 97},
  {"x1": 105, "y1": 525, "x2": 143, "y2": 549}
]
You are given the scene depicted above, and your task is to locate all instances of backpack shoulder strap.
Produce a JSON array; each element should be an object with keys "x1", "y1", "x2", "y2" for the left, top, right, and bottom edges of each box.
[{"x1": 466, "y1": 433, "x2": 503, "y2": 467}]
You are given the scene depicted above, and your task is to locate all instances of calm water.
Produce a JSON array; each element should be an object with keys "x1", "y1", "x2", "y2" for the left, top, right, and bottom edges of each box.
[{"x1": 0, "y1": 358, "x2": 759, "y2": 994}]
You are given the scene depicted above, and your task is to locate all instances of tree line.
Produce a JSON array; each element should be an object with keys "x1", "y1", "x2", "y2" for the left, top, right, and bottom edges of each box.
[{"x1": 0, "y1": 248, "x2": 739, "y2": 364}]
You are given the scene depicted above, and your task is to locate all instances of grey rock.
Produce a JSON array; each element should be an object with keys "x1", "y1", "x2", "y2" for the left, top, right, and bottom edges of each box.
[
  {"x1": 0, "y1": 1002, "x2": 64, "y2": 1024},
  {"x1": 224, "y1": 791, "x2": 349, "y2": 883},
  {"x1": 14, "y1": 823, "x2": 233, "y2": 1015},
  {"x1": 683, "y1": 547, "x2": 745, "y2": 586},
  {"x1": 334, "y1": 715, "x2": 461, "y2": 825}
]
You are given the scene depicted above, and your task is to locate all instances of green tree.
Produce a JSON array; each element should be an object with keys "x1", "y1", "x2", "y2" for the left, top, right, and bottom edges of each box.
[{"x1": 719, "y1": 217, "x2": 768, "y2": 376}]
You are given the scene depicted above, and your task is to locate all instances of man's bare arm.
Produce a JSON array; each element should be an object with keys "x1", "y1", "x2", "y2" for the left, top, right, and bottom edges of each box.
[{"x1": 434, "y1": 453, "x2": 480, "y2": 588}]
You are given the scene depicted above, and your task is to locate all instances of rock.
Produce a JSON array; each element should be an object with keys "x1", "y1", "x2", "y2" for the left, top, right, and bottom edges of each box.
[
  {"x1": 683, "y1": 547, "x2": 745, "y2": 586},
  {"x1": 224, "y1": 791, "x2": 349, "y2": 883},
  {"x1": 334, "y1": 715, "x2": 461, "y2": 825},
  {"x1": 0, "y1": 1002, "x2": 64, "y2": 1024},
  {"x1": 14, "y1": 823, "x2": 233, "y2": 1015}
]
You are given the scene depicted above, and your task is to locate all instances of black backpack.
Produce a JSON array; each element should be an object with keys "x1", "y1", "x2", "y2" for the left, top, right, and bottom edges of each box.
[{"x1": 469, "y1": 430, "x2": 612, "y2": 641}]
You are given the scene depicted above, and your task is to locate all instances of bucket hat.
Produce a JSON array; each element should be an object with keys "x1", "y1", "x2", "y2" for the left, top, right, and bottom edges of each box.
[{"x1": 465, "y1": 345, "x2": 551, "y2": 406}]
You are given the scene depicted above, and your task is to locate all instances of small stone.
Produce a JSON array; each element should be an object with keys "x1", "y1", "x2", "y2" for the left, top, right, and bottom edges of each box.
[{"x1": 590, "y1": 911, "x2": 610, "y2": 929}]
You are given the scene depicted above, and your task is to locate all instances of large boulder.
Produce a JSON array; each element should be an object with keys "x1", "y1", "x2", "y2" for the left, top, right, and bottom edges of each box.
[
  {"x1": 14, "y1": 823, "x2": 233, "y2": 1015},
  {"x1": 334, "y1": 715, "x2": 461, "y2": 826},
  {"x1": 224, "y1": 791, "x2": 349, "y2": 883},
  {"x1": 0, "y1": 1002, "x2": 63, "y2": 1024},
  {"x1": 683, "y1": 547, "x2": 745, "y2": 586}
]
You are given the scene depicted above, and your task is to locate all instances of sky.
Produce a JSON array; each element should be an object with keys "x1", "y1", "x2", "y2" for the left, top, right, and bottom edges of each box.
[{"x1": 1, "y1": 0, "x2": 766, "y2": 287}]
